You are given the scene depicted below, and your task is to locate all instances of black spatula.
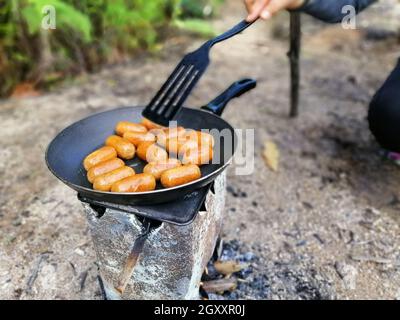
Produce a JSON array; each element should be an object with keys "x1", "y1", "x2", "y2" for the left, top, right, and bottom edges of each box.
[{"x1": 142, "y1": 19, "x2": 254, "y2": 126}]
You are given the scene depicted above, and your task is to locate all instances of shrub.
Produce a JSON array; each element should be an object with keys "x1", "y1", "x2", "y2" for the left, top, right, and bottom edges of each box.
[{"x1": 0, "y1": 0, "x2": 221, "y2": 97}]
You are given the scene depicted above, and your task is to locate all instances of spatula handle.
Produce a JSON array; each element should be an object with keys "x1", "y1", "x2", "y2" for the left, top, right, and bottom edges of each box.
[{"x1": 207, "y1": 20, "x2": 255, "y2": 48}]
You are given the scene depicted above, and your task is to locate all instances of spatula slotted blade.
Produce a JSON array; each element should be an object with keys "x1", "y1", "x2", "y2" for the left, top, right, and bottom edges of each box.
[
  {"x1": 142, "y1": 20, "x2": 254, "y2": 126},
  {"x1": 142, "y1": 48, "x2": 210, "y2": 126}
]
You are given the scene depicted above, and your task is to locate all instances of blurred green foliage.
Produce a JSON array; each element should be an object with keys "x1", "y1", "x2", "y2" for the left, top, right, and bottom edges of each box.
[
  {"x1": 180, "y1": 0, "x2": 224, "y2": 18},
  {"x1": 0, "y1": 0, "x2": 222, "y2": 97}
]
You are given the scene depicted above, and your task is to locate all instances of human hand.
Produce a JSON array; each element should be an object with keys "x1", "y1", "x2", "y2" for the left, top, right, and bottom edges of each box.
[{"x1": 244, "y1": 0, "x2": 305, "y2": 22}]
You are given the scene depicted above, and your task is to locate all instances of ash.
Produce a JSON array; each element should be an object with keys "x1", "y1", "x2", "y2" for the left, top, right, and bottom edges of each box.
[{"x1": 204, "y1": 240, "x2": 335, "y2": 300}]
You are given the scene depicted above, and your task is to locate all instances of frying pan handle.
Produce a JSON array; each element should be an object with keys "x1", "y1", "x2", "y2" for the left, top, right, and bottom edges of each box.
[{"x1": 201, "y1": 78, "x2": 257, "y2": 116}]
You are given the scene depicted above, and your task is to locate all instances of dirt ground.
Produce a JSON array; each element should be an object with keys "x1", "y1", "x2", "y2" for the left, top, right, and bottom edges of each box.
[{"x1": 1, "y1": 1, "x2": 400, "y2": 300}]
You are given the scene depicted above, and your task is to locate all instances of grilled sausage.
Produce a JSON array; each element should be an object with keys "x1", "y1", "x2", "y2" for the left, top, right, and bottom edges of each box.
[
  {"x1": 164, "y1": 126, "x2": 186, "y2": 136},
  {"x1": 93, "y1": 166, "x2": 135, "y2": 191},
  {"x1": 160, "y1": 137, "x2": 196, "y2": 155},
  {"x1": 176, "y1": 139, "x2": 199, "y2": 155},
  {"x1": 123, "y1": 131, "x2": 156, "y2": 146},
  {"x1": 143, "y1": 159, "x2": 182, "y2": 180},
  {"x1": 149, "y1": 128, "x2": 165, "y2": 136},
  {"x1": 83, "y1": 146, "x2": 117, "y2": 171},
  {"x1": 141, "y1": 118, "x2": 165, "y2": 130},
  {"x1": 105, "y1": 135, "x2": 136, "y2": 160},
  {"x1": 111, "y1": 173, "x2": 156, "y2": 193},
  {"x1": 115, "y1": 121, "x2": 147, "y2": 136},
  {"x1": 184, "y1": 130, "x2": 215, "y2": 148},
  {"x1": 159, "y1": 137, "x2": 179, "y2": 154},
  {"x1": 160, "y1": 164, "x2": 201, "y2": 188},
  {"x1": 181, "y1": 146, "x2": 213, "y2": 165},
  {"x1": 162, "y1": 130, "x2": 214, "y2": 154},
  {"x1": 87, "y1": 158, "x2": 125, "y2": 183},
  {"x1": 199, "y1": 131, "x2": 214, "y2": 148},
  {"x1": 136, "y1": 142, "x2": 168, "y2": 163},
  {"x1": 157, "y1": 126, "x2": 186, "y2": 147}
]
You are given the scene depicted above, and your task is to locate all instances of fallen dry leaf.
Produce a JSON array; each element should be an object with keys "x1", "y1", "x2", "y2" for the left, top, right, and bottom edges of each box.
[
  {"x1": 262, "y1": 140, "x2": 279, "y2": 171},
  {"x1": 214, "y1": 260, "x2": 246, "y2": 275},
  {"x1": 201, "y1": 278, "x2": 237, "y2": 293},
  {"x1": 11, "y1": 83, "x2": 40, "y2": 98}
]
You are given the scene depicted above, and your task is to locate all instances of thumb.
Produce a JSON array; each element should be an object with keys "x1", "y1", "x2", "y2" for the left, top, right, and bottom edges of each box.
[{"x1": 246, "y1": 0, "x2": 269, "y2": 22}]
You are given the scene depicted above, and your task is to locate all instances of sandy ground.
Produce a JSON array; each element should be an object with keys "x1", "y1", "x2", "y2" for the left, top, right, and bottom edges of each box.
[{"x1": 1, "y1": 2, "x2": 400, "y2": 299}]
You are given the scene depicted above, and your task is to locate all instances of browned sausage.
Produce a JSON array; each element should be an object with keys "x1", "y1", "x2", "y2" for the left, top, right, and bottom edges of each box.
[
  {"x1": 199, "y1": 131, "x2": 214, "y2": 147},
  {"x1": 105, "y1": 135, "x2": 135, "y2": 160},
  {"x1": 115, "y1": 121, "x2": 147, "y2": 136},
  {"x1": 111, "y1": 173, "x2": 156, "y2": 193},
  {"x1": 163, "y1": 130, "x2": 214, "y2": 154},
  {"x1": 143, "y1": 159, "x2": 182, "y2": 180},
  {"x1": 184, "y1": 130, "x2": 214, "y2": 148},
  {"x1": 181, "y1": 146, "x2": 213, "y2": 165},
  {"x1": 160, "y1": 164, "x2": 201, "y2": 188},
  {"x1": 83, "y1": 146, "x2": 117, "y2": 171},
  {"x1": 158, "y1": 126, "x2": 186, "y2": 145},
  {"x1": 93, "y1": 166, "x2": 135, "y2": 191},
  {"x1": 141, "y1": 118, "x2": 165, "y2": 130},
  {"x1": 163, "y1": 126, "x2": 186, "y2": 136},
  {"x1": 136, "y1": 141, "x2": 153, "y2": 160},
  {"x1": 157, "y1": 126, "x2": 186, "y2": 148},
  {"x1": 159, "y1": 137, "x2": 178, "y2": 154},
  {"x1": 87, "y1": 158, "x2": 125, "y2": 183},
  {"x1": 176, "y1": 139, "x2": 199, "y2": 156},
  {"x1": 123, "y1": 131, "x2": 156, "y2": 146},
  {"x1": 149, "y1": 128, "x2": 165, "y2": 136},
  {"x1": 160, "y1": 137, "x2": 195, "y2": 155},
  {"x1": 136, "y1": 142, "x2": 168, "y2": 163}
]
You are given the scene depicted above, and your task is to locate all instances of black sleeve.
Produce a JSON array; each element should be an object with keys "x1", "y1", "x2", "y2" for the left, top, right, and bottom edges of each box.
[{"x1": 296, "y1": 0, "x2": 377, "y2": 23}]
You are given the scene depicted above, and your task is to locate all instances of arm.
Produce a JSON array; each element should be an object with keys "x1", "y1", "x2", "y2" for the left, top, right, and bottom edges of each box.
[
  {"x1": 296, "y1": 0, "x2": 377, "y2": 23},
  {"x1": 245, "y1": 0, "x2": 377, "y2": 22}
]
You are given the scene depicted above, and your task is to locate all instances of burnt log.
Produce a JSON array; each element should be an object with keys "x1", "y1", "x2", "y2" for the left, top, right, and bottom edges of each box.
[{"x1": 288, "y1": 11, "x2": 302, "y2": 118}]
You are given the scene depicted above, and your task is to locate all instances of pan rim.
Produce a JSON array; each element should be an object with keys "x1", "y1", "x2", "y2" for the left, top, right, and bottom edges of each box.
[{"x1": 45, "y1": 106, "x2": 237, "y2": 196}]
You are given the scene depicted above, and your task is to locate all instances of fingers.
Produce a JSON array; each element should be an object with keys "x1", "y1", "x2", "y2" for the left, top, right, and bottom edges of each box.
[
  {"x1": 260, "y1": 0, "x2": 295, "y2": 20},
  {"x1": 245, "y1": 0, "x2": 269, "y2": 22},
  {"x1": 260, "y1": 9, "x2": 272, "y2": 20},
  {"x1": 244, "y1": 0, "x2": 303, "y2": 22}
]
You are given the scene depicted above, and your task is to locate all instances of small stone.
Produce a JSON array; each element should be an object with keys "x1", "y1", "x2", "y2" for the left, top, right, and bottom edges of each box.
[
  {"x1": 12, "y1": 219, "x2": 22, "y2": 227},
  {"x1": 244, "y1": 252, "x2": 256, "y2": 262},
  {"x1": 226, "y1": 186, "x2": 238, "y2": 197},
  {"x1": 302, "y1": 202, "x2": 313, "y2": 209},
  {"x1": 21, "y1": 210, "x2": 30, "y2": 217},
  {"x1": 296, "y1": 240, "x2": 307, "y2": 247},
  {"x1": 226, "y1": 291, "x2": 238, "y2": 300},
  {"x1": 334, "y1": 262, "x2": 358, "y2": 290},
  {"x1": 207, "y1": 293, "x2": 225, "y2": 300},
  {"x1": 74, "y1": 248, "x2": 85, "y2": 256},
  {"x1": 239, "y1": 267, "x2": 253, "y2": 278}
]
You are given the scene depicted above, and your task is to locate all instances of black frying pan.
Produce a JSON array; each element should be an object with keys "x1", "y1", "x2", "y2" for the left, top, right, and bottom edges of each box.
[{"x1": 46, "y1": 79, "x2": 256, "y2": 205}]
